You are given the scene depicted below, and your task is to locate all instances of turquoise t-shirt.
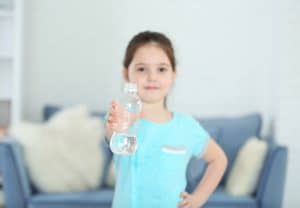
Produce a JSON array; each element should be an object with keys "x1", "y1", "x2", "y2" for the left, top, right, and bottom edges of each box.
[{"x1": 112, "y1": 112, "x2": 210, "y2": 208}]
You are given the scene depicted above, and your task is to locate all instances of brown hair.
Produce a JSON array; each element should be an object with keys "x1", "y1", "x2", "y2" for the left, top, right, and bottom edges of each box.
[
  {"x1": 123, "y1": 31, "x2": 176, "y2": 108},
  {"x1": 123, "y1": 31, "x2": 176, "y2": 71}
]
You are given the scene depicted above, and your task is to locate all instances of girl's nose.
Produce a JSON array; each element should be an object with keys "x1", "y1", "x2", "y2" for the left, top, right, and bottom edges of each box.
[{"x1": 147, "y1": 70, "x2": 157, "y2": 81}]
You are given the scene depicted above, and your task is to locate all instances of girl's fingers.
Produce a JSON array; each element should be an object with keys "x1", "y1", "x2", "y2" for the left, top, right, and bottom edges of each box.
[
  {"x1": 111, "y1": 100, "x2": 123, "y2": 111},
  {"x1": 107, "y1": 119, "x2": 119, "y2": 128},
  {"x1": 107, "y1": 114, "x2": 118, "y2": 122},
  {"x1": 111, "y1": 100, "x2": 117, "y2": 107},
  {"x1": 178, "y1": 192, "x2": 191, "y2": 208},
  {"x1": 177, "y1": 199, "x2": 189, "y2": 208},
  {"x1": 106, "y1": 121, "x2": 117, "y2": 129},
  {"x1": 107, "y1": 100, "x2": 142, "y2": 132},
  {"x1": 106, "y1": 114, "x2": 117, "y2": 125},
  {"x1": 110, "y1": 107, "x2": 126, "y2": 118},
  {"x1": 105, "y1": 122, "x2": 115, "y2": 132},
  {"x1": 180, "y1": 192, "x2": 189, "y2": 198},
  {"x1": 108, "y1": 110, "x2": 123, "y2": 121}
]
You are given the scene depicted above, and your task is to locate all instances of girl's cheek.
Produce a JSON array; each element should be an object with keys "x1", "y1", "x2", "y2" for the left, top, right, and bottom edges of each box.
[{"x1": 128, "y1": 73, "x2": 139, "y2": 83}]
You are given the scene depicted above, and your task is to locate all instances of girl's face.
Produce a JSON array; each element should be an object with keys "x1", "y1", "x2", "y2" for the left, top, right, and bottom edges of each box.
[{"x1": 124, "y1": 44, "x2": 176, "y2": 105}]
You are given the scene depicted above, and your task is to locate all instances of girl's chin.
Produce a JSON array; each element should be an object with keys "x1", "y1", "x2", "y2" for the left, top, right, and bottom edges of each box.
[{"x1": 140, "y1": 97, "x2": 165, "y2": 104}]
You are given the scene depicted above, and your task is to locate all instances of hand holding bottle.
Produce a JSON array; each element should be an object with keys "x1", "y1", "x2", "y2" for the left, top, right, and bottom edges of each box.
[
  {"x1": 105, "y1": 101, "x2": 140, "y2": 138},
  {"x1": 105, "y1": 82, "x2": 142, "y2": 155}
]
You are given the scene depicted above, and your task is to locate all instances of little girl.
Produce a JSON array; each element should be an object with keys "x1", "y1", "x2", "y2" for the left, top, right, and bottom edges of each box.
[{"x1": 105, "y1": 31, "x2": 227, "y2": 208}]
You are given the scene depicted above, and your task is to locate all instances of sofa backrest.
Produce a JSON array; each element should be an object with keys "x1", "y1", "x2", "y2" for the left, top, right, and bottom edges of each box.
[
  {"x1": 197, "y1": 113, "x2": 262, "y2": 185},
  {"x1": 43, "y1": 105, "x2": 262, "y2": 189}
]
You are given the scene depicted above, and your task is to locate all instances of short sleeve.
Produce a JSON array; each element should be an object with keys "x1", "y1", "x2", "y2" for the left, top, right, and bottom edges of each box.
[{"x1": 188, "y1": 117, "x2": 211, "y2": 157}]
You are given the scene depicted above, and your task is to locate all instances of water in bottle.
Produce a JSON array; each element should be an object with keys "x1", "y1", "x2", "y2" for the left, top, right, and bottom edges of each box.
[{"x1": 110, "y1": 82, "x2": 142, "y2": 155}]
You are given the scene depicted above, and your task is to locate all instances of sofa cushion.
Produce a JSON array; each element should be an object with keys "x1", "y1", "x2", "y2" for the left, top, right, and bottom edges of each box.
[
  {"x1": 29, "y1": 189, "x2": 113, "y2": 208},
  {"x1": 198, "y1": 113, "x2": 262, "y2": 185},
  {"x1": 10, "y1": 105, "x2": 105, "y2": 193},
  {"x1": 225, "y1": 137, "x2": 268, "y2": 196},
  {"x1": 43, "y1": 105, "x2": 112, "y2": 188}
]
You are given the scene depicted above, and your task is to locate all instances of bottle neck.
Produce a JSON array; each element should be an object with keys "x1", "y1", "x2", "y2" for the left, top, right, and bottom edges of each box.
[{"x1": 124, "y1": 90, "x2": 137, "y2": 96}]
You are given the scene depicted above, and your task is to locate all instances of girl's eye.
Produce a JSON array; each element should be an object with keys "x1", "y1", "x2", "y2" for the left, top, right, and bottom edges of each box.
[
  {"x1": 137, "y1": 67, "x2": 145, "y2": 72},
  {"x1": 159, "y1": 67, "x2": 167, "y2": 72}
]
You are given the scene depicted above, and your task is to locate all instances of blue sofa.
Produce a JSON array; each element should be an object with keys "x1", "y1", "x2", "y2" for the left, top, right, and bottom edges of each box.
[{"x1": 0, "y1": 105, "x2": 288, "y2": 208}]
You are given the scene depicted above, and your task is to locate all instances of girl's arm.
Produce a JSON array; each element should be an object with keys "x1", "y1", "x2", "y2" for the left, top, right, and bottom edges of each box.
[{"x1": 179, "y1": 139, "x2": 228, "y2": 208}]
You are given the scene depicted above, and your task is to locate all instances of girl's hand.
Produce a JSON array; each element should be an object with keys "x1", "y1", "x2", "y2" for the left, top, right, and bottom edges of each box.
[
  {"x1": 104, "y1": 100, "x2": 141, "y2": 139},
  {"x1": 177, "y1": 192, "x2": 202, "y2": 208},
  {"x1": 105, "y1": 101, "x2": 128, "y2": 138}
]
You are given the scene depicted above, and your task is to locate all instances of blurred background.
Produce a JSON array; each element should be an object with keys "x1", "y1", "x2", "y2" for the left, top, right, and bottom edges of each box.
[{"x1": 0, "y1": 0, "x2": 299, "y2": 207}]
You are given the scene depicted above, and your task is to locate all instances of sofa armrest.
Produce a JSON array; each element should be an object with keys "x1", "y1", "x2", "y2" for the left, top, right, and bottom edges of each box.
[
  {"x1": 256, "y1": 144, "x2": 288, "y2": 208},
  {"x1": 0, "y1": 138, "x2": 32, "y2": 208}
]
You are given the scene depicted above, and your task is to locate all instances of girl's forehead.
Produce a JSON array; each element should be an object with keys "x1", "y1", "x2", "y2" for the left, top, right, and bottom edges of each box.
[{"x1": 132, "y1": 44, "x2": 171, "y2": 65}]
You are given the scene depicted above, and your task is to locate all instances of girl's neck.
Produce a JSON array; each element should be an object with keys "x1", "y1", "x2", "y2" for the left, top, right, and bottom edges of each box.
[{"x1": 141, "y1": 101, "x2": 172, "y2": 123}]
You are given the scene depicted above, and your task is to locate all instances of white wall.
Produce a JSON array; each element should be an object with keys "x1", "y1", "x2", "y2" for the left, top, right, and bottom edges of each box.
[
  {"x1": 275, "y1": 1, "x2": 300, "y2": 207},
  {"x1": 23, "y1": 0, "x2": 115, "y2": 120},
  {"x1": 22, "y1": 0, "x2": 299, "y2": 207}
]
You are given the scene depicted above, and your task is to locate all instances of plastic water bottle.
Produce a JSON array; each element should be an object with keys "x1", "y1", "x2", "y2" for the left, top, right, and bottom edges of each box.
[{"x1": 110, "y1": 82, "x2": 142, "y2": 155}]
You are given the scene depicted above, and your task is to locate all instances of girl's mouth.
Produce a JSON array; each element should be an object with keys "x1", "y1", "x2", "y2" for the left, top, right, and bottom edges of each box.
[{"x1": 145, "y1": 86, "x2": 159, "y2": 90}]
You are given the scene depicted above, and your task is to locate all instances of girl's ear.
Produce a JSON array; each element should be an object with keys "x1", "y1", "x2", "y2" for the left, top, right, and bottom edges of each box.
[{"x1": 123, "y1": 68, "x2": 129, "y2": 81}]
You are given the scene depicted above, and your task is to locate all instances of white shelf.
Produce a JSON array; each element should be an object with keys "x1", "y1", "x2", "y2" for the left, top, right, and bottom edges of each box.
[
  {"x1": 0, "y1": 53, "x2": 13, "y2": 60},
  {"x1": 0, "y1": 97, "x2": 11, "y2": 101},
  {"x1": 0, "y1": 0, "x2": 23, "y2": 127}
]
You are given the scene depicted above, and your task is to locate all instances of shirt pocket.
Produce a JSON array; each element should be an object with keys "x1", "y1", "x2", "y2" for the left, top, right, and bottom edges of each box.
[{"x1": 160, "y1": 145, "x2": 189, "y2": 172}]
